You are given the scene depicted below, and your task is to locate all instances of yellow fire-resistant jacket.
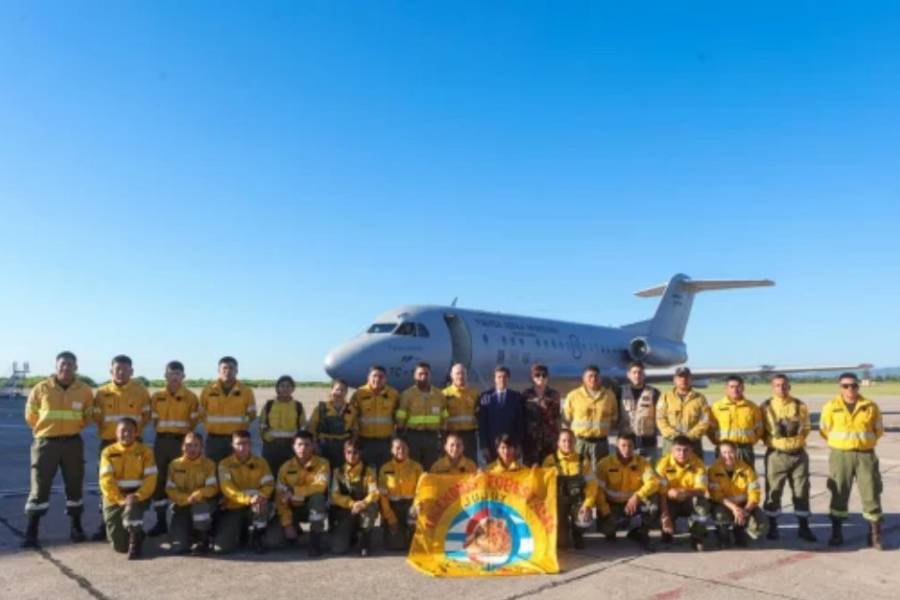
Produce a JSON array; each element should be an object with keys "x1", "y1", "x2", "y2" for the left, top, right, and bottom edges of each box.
[
  {"x1": 819, "y1": 395, "x2": 883, "y2": 451},
  {"x1": 330, "y1": 462, "x2": 379, "y2": 509},
  {"x1": 151, "y1": 385, "x2": 199, "y2": 435},
  {"x1": 760, "y1": 395, "x2": 811, "y2": 452},
  {"x1": 378, "y1": 458, "x2": 423, "y2": 525},
  {"x1": 200, "y1": 380, "x2": 257, "y2": 436},
  {"x1": 442, "y1": 384, "x2": 479, "y2": 432},
  {"x1": 94, "y1": 380, "x2": 152, "y2": 441},
  {"x1": 352, "y1": 384, "x2": 400, "y2": 439},
  {"x1": 276, "y1": 455, "x2": 331, "y2": 525},
  {"x1": 707, "y1": 458, "x2": 761, "y2": 506},
  {"x1": 709, "y1": 397, "x2": 763, "y2": 445},
  {"x1": 430, "y1": 455, "x2": 478, "y2": 474},
  {"x1": 25, "y1": 377, "x2": 94, "y2": 438},
  {"x1": 165, "y1": 455, "x2": 218, "y2": 507},
  {"x1": 594, "y1": 453, "x2": 658, "y2": 516},
  {"x1": 485, "y1": 460, "x2": 525, "y2": 473},
  {"x1": 396, "y1": 385, "x2": 448, "y2": 431},
  {"x1": 656, "y1": 389, "x2": 710, "y2": 441},
  {"x1": 217, "y1": 454, "x2": 274, "y2": 511},
  {"x1": 562, "y1": 386, "x2": 618, "y2": 438},
  {"x1": 260, "y1": 398, "x2": 306, "y2": 443},
  {"x1": 542, "y1": 451, "x2": 597, "y2": 510},
  {"x1": 99, "y1": 441, "x2": 157, "y2": 505},
  {"x1": 655, "y1": 454, "x2": 708, "y2": 493}
]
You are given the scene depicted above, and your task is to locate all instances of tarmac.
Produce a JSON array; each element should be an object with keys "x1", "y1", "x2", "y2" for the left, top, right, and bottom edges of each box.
[{"x1": 1, "y1": 388, "x2": 897, "y2": 600}]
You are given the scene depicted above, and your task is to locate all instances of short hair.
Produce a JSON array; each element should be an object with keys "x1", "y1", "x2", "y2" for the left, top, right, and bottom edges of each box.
[
  {"x1": 558, "y1": 428, "x2": 575, "y2": 439},
  {"x1": 771, "y1": 373, "x2": 789, "y2": 383},
  {"x1": 530, "y1": 363, "x2": 548, "y2": 377},
  {"x1": 718, "y1": 440, "x2": 737, "y2": 451},
  {"x1": 617, "y1": 432, "x2": 637, "y2": 444},
  {"x1": 276, "y1": 375, "x2": 295, "y2": 388},
  {"x1": 415, "y1": 361, "x2": 431, "y2": 371},
  {"x1": 343, "y1": 439, "x2": 361, "y2": 452},
  {"x1": 494, "y1": 433, "x2": 514, "y2": 449},
  {"x1": 166, "y1": 360, "x2": 185, "y2": 372},
  {"x1": 294, "y1": 430, "x2": 314, "y2": 442},
  {"x1": 331, "y1": 378, "x2": 348, "y2": 388},
  {"x1": 726, "y1": 375, "x2": 744, "y2": 385},
  {"x1": 627, "y1": 361, "x2": 645, "y2": 371},
  {"x1": 184, "y1": 431, "x2": 204, "y2": 444},
  {"x1": 444, "y1": 431, "x2": 464, "y2": 443},
  {"x1": 219, "y1": 356, "x2": 238, "y2": 368},
  {"x1": 838, "y1": 372, "x2": 859, "y2": 382},
  {"x1": 369, "y1": 365, "x2": 386, "y2": 375},
  {"x1": 56, "y1": 351, "x2": 77, "y2": 363},
  {"x1": 672, "y1": 434, "x2": 693, "y2": 448},
  {"x1": 494, "y1": 366, "x2": 510, "y2": 376},
  {"x1": 111, "y1": 354, "x2": 132, "y2": 367},
  {"x1": 117, "y1": 417, "x2": 137, "y2": 430},
  {"x1": 390, "y1": 436, "x2": 408, "y2": 447},
  {"x1": 231, "y1": 430, "x2": 251, "y2": 441},
  {"x1": 583, "y1": 365, "x2": 600, "y2": 375}
]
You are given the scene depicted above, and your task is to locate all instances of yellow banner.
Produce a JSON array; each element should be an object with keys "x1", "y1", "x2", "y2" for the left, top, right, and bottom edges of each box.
[{"x1": 408, "y1": 468, "x2": 558, "y2": 577}]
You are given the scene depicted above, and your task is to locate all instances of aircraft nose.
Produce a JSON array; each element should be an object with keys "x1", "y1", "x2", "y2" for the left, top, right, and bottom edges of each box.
[{"x1": 323, "y1": 342, "x2": 369, "y2": 387}]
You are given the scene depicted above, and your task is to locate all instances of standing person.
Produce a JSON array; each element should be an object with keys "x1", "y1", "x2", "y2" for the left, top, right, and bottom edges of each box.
[
  {"x1": 760, "y1": 374, "x2": 816, "y2": 542},
  {"x1": 708, "y1": 441, "x2": 767, "y2": 547},
  {"x1": 820, "y1": 372, "x2": 885, "y2": 549},
  {"x1": 708, "y1": 375, "x2": 763, "y2": 466},
  {"x1": 259, "y1": 375, "x2": 307, "y2": 476},
  {"x1": 522, "y1": 364, "x2": 561, "y2": 466},
  {"x1": 562, "y1": 365, "x2": 618, "y2": 470},
  {"x1": 147, "y1": 360, "x2": 199, "y2": 537},
  {"x1": 351, "y1": 365, "x2": 399, "y2": 470},
  {"x1": 272, "y1": 431, "x2": 330, "y2": 557},
  {"x1": 378, "y1": 437, "x2": 423, "y2": 552},
  {"x1": 164, "y1": 432, "x2": 218, "y2": 555},
  {"x1": 656, "y1": 367, "x2": 710, "y2": 458},
  {"x1": 477, "y1": 367, "x2": 525, "y2": 464},
  {"x1": 430, "y1": 432, "x2": 478, "y2": 474},
  {"x1": 656, "y1": 435, "x2": 711, "y2": 551},
  {"x1": 308, "y1": 379, "x2": 357, "y2": 469},
  {"x1": 543, "y1": 429, "x2": 597, "y2": 549},
  {"x1": 200, "y1": 356, "x2": 257, "y2": 464},
  {"x1": 98, "y1": 418, "x2": 157, "y2": 559},
  {"x1": 617, "y1": 361, "x2": 661, "y2": 463},
  {"x1": 330, "y1": 439, "x2": 380, "y2": 557},
  {"x1": 22, "y1": 351, "x2": 94, "y2": 548},
  {"x1": 442, "y1": 363, "x2": 479, "y2": 462},
  {"x1": 92, "y1": 354, "x2": 151, "y2": 541},
  {"x1": 396, "y1": 362, "x2": 447, "y2": 469}
]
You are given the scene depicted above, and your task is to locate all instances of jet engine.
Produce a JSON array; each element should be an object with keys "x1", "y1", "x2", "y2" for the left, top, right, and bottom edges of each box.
[{"x1": 628, "y1": 336, "x2": 687, "y2": 366}]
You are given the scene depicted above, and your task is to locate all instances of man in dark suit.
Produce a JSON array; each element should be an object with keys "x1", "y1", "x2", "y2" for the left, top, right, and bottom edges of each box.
[{"x1": 477, "y1": 366, "x2": 525, "y2": 464}]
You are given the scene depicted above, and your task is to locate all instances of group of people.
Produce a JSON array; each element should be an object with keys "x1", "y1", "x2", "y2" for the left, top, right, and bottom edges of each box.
[{"x1": 22, "y1": 351, "x2": 886, "y2": 561}]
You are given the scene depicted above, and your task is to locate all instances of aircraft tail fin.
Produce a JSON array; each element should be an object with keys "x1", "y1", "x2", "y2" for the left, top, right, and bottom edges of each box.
[{"x1": 634, "y1": 274, "x2": 774, "y2": 341}]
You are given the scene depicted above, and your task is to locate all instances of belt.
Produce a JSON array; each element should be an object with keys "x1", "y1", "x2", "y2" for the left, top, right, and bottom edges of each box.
[
  {"x1": 208, "y1": 433, "x2": 231, "y2": 439},
  {"x1": 772, "y1": 448, "x2": 806, "y2": 456},
  {"x1": 359, "y1": 435, "x2": 391, "y2": 441},
  {"x1": 578, "y1": 436, "x2": 608, "y2": 443},
  {"x1": 44, "y1": 434, "x2": 82, "y2": 441},
  {"x1": 156, "y1": 432, "x2": 185, "y2": 439}
]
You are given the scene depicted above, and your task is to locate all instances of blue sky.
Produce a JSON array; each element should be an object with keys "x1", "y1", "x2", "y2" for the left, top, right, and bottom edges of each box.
[{"x1": 2, "y1": 2, "x2": 899, "y2": 380}]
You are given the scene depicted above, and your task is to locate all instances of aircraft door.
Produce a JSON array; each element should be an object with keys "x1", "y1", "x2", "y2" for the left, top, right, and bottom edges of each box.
[{"x1": 443, "y1": 313, "x2": 473, "y2": 370}]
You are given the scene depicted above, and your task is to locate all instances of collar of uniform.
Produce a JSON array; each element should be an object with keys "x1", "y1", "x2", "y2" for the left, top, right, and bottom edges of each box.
[
  {"x1": 344, "y1": 461, "x2": 365, "y2": 475},
  {"x1": 719, "y1": 396, "x2": 750, "y2": 406},
  {"x1": 556, "y1": 450, "x2": 578, "y2": 463},
  {"x1": 212, "y1": 379, "x2": 244, "y2": 395},
  {"x1": 712, "y1": 457, "x2": 747, "y2": 473},
  {"x1": 830, "y1": 394, "x2": 873, "y2": 409},
  {"x1": 164, "y1": 385, "x2": 187, "y2": 399},
  {"x1": 770, "y1": 394, "x2": 797, "y2": 406},
  {"x1": 672, "y1": 388, "x2": 701, "y2": 399},
  {"x1": 49, "y1": 376, "x2": 82, "y2": 390},
  {"x1": 360, "y1": 383, "x2": 394, "y2": 398}
]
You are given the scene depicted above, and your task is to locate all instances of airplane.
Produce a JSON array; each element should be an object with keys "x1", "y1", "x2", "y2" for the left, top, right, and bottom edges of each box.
[{"x1": 323, "y1": 273, "x2": 870, "y2": 391}]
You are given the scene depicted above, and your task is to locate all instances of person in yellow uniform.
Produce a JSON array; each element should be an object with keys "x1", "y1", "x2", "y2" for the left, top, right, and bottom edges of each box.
[
  {"x1": 485, "y1": 434, "x2": 525, "y2": 472},
  {"x1": 442, "y1": 363, "x2": 479, "y2": 462},
  {"x1": 201, "y1": 356, "x2": 257, "y2": 464},
  {"x1": 309, "y1": 379, "x2": 357, "y2": 468},
  {"x1": 760, "y1": 373, "x2": 816, "y2": 542},
  {"x1": 656, "y1": 367, "x2": 710, "y2": 458},
  {"x1": 22, "y1": 351, "x2": 94, "y2": 548},
  {"x1": 656, "y1": 435, "x2": 711, "y2": 551},
  {"x1": 708, "y1": 441, "x2": 767, "y2": 547},
  {"x1": 164, "y1": 432, "x2": 218, "y2": 554},
  {"x1": 330, "y1": 439, "x2": 379, "y2": 556},
  {"x1": 430, "y1": 432, "x2": 478, "y2": 474},
  {"x1": 562, "y1": 365, "x2": 618, "y2": 470},
  {"x1": 271, "y1": 431, "x2": 331, "y2": 557},
  {"x1": 543, "y1": 429, "x2": 597, "y2": 549},
  {"x1": 214, "y1": 430, "x2": 274, "y2": 554},
  {"x1": 352, "y1": 365, "x2": 399, "y2": 469},
  {"x1": 92, "y1": 354, "x2": 151, "y2": 541},
  {"x1": 396, "y1": 362, "x2": 448, "y2": 470},
  {"x1": 820, "y1": 372, "x2": 885, "y2": 549},
  {"x1": 147, "y1": 360, "x2": 200, "y2": 538},
  {"x1": 595, "y1": 432, "x2": 660, "y2": 551},
  {"x1": 708, "y1": 375, "x2": 763, "y2": 466},
  {"x1": 259, "y1": 375, "x2": 307, "y2": 476},
  {"x1": 378, "y1": 437, "x2": 423, "y2": 551},
  {"x1": 99, "y1": 417, "x2": 157, "y2": 559}
]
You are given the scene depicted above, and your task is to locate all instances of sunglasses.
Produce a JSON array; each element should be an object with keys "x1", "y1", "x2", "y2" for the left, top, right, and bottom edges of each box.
[
  {"x1": 533, "y1": 374, "x2": 547, "y2": 379},
  {"x1": 841, "y1": 383, "x2": 859, "y2": 389}
]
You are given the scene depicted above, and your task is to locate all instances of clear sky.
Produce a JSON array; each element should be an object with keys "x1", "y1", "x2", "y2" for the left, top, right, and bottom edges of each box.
[{"x1": 2, "y1": 2, "x2": 899, "y2": 381}]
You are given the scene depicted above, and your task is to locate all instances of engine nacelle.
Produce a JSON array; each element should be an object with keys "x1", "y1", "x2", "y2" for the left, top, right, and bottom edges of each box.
[{"x1": 628, "y1": 336, "x2": 688, "y2": 367}]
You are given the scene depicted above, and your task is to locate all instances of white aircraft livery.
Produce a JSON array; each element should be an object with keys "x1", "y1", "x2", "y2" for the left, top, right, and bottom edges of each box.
[{"x1": 323, "y1": 273, "x2": 868, "y2": 390}]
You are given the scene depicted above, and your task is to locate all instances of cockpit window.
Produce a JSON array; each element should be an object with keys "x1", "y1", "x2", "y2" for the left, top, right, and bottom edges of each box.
[
  {"x1": 416, "y1": 323, "x2": 430, "y2": 338},
  {"x1": 367, "y1": 323, "x2": 397, "y2": 334},
  {"x1": 394, "y1": 322, "x2": 417, "y2": 336}
]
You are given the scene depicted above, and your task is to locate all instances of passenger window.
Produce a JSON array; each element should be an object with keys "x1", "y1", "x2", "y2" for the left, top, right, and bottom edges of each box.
[
  {"x1": 394, "y1": 322, "x2": 417, "y2": 336},
  {"x1": 416, "y1": 323, "x2": 430, "y2": 337}
]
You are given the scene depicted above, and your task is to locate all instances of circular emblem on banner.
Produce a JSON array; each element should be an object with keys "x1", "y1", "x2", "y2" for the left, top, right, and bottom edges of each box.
[{"x1": 443, "y1": 501, "x2": 533, "y2": 569}]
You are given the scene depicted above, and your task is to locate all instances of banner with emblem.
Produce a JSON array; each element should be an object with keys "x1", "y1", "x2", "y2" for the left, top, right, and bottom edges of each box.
[{"x1": 407, "y1": 469, "x2": 558, "y2": 577}]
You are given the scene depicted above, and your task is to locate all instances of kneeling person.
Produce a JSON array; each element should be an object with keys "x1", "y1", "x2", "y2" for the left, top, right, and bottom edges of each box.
[
  {"x1": 709, "y1": 441, "x2": 767, "y2": 547},
  {"x1": 656, "y1": 435, "x2": 711, "y2": 551},
  {"x1": 331, "y1": 439, "x2": 379, "y2": 556},
  {"x1": 543, "y1": 429, "x2": 597, "y2": 549},
  {"x1": 379, "y1": 437, "x2": 423, "y2": 552},
  {"x1": 99, "y1": 418, "x2": 157, "y2": 559},
  {"x1": 486, "y1": 434, "x2": 525, "y2": 473},
  {"x1": 214, "y1": 430, "x2": 274, "y2": 554},
  {"x1": 274, "y1": 431, "x2": 330, "y2": 557},
  {"x1": 165, "y1": 432, "x2": 218, "y2": 554},
  {"x1": 431, "y1": 432, "x2": 478, "y2": 474}
]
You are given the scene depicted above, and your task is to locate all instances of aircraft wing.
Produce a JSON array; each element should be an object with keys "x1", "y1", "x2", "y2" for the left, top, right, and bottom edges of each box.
[{"x1": 640, "y1": 363, "x2": 873, "y2": 384}]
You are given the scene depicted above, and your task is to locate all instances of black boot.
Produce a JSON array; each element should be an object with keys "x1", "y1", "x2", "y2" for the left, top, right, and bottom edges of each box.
[
  {"x1": 69, "y1": 514, "x2": 86, "y2": 543},
  {"x1": 828, "y1": 517, "x2": 843, "y2": 547},
  {"x1": 147, "y1": 508, "x2": 167, "y2": 537},
  {"x1": 797, "y1": 517, "x2": 817, "y2": 542},
  {"x1": 869, "y1": 521, "x2": 883, "y2": 551},
  {"x1": 766, "y1": 517, "x2": 779, "y2": 540},
  {"x1": 22, "y1": 515, "x2": 40, "y2": 548},
  {"x1": 716, "y1": 525, "x2": 733, "y2": 548},
  {"x1": 627, "y1": 527, "x2": 653, "y2": 551},
  {"x1": 250, "y1": 528, "x2": 266, "y2": 554},
  {"x1": 734, "y1": 526, "x2": 749, "y2": 548},
  {"x1": 359, "y1": 531, "x2": 371, "y2": 557},
  {"x1": 308, "y1": 531, "x2": 323, "y2": 557},
  {"x1": 127, "y1": 528, "x2": 144, "y2": 560},
  {"x1": 91, "y1": 524, "x2": 107, "y2": 542},
  {"x1": 192, "y1": 531, "x2": 210, "y2": 555}
]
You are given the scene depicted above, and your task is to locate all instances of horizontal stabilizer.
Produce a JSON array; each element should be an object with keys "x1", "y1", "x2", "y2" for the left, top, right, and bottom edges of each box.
[{"x1": 635, "y1": 279, "x2": 774, "y2": 298}]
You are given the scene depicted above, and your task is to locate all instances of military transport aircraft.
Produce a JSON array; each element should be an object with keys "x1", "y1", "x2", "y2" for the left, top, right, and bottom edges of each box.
[{"x1": 323, "y1": 273, "x2": 869, "y2": 390}]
